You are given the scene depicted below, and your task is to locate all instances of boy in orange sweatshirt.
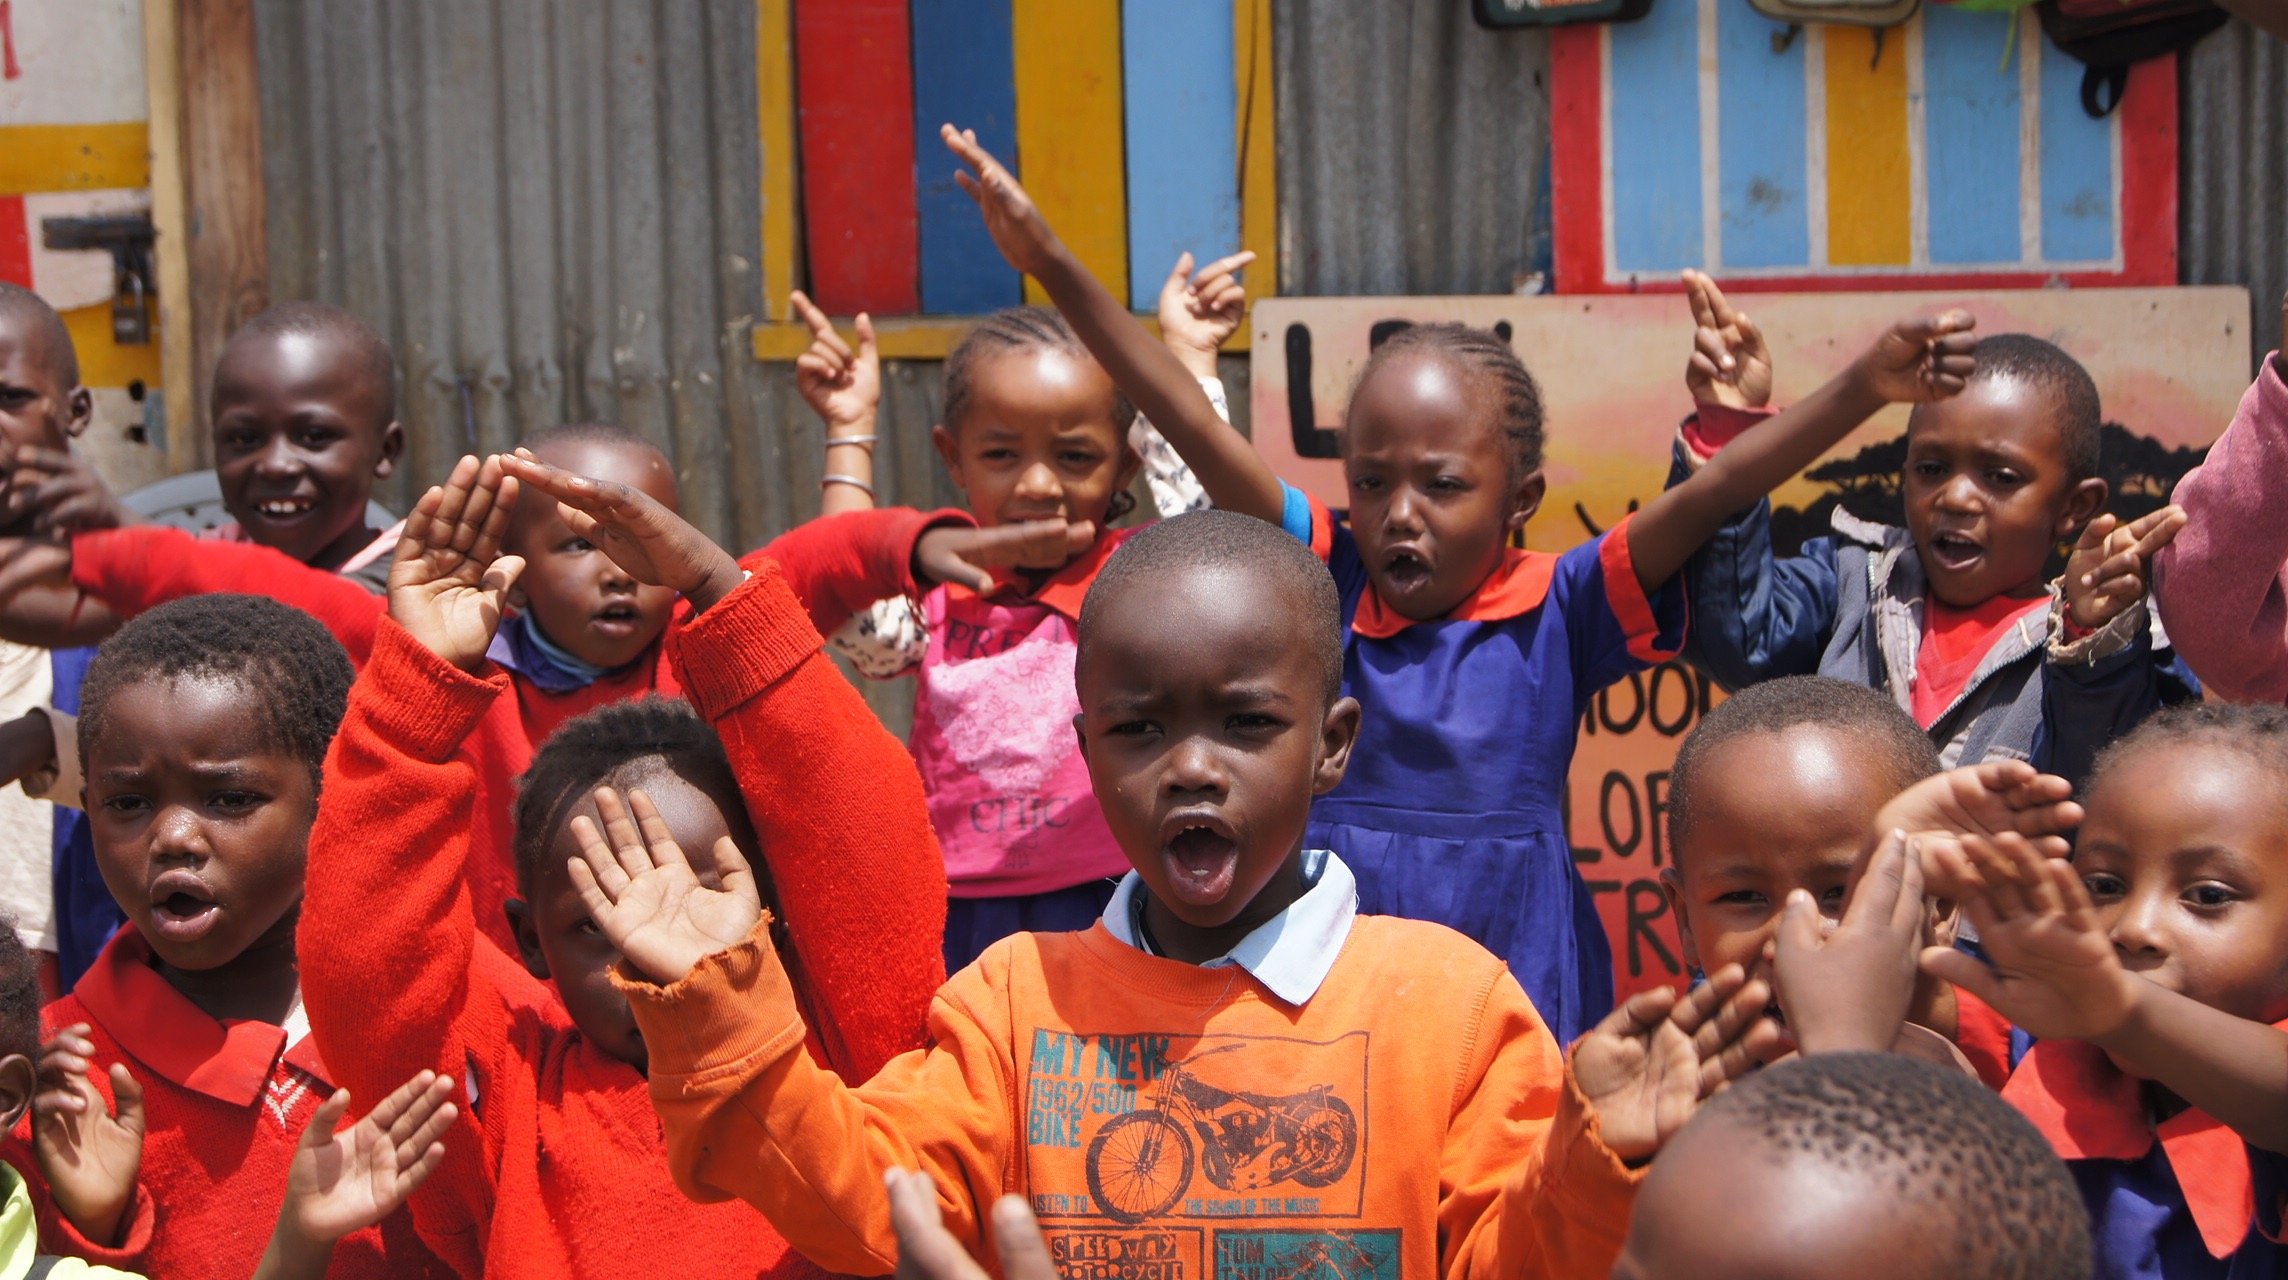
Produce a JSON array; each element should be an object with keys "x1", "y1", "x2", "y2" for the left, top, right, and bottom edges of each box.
[{"x1": 523, "y1": 469, "x2": 1785, "y2": 1278}]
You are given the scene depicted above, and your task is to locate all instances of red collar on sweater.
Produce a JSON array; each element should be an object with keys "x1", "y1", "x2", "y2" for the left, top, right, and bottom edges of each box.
[{"x1": 68, "y1": 928, "x2": 330, "y2": 1106}]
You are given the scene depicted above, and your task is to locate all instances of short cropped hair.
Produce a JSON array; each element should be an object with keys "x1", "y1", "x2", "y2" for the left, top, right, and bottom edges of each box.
[
  {"x1": 78, "y1": 595, "x2": 354, "y2": 789},
  {"x1": 222, "y1": 301, "x2": 397, "y2": 424},
  {"x1": 1701, "y1": 1053, "x2": 2090, "y2": 1280},
  {"x1": 1669, "y1": 676, "x2": 1940, "y2": 858},
  {"x1": 941, "y1": 306, "x2": 1134, "y2": 434},
  {"x1": 512, "y1": 697, "x2": 739, "y2": 896},
  {"x1": 1966, "y1": 333, "x2": 2102, "y2": 483},
  {"x1": 0, "y1": 923, "x2": 39, "y2": 1067},
  {"x1": 2089, "y1": 702, "x2": 2288, "y2": 803},
  {"x1": 1080, "y1": 509, "x2": 1344, "y2": 706},
  {"x1": 0, "y1": 282, "x2": 79, "y2": 389}
]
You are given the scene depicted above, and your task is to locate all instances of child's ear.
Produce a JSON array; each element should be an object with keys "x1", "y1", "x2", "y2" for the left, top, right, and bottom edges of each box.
[
  {"x1": 1658, "y1": 867, "x2": 1699, "y2": 967},
  {"x1": 1310, "y1": 696, "x2": 1362, "y2": 796},
  {"x1": 503, "y1": 899, "x2": 550, "y2": 980},
  {"x1": 1071, "y1": 712, "x2": 1088, "y2": 763},
  {"x1": 931, "y1": 424, "x2": 965, "y2": 489},
  {"x1": 64, "y1": 387, "x2": 93, "y2": 439},
  {"x1": 374, "y1": 420, "x2": 406, "y2": 479},
  {"x1": 2055, "y1": 477, "x2": 2109, "y2": 542},
  {"x1": 0, "y1": 1052, "x2": 34, "y2": 1134},
  {"x1": 1506, "y1": 468, "x2": 1547, "y2": 535},
  {"x1": 1112, "y1": 442, "x2": 1144, "y2": 496}
]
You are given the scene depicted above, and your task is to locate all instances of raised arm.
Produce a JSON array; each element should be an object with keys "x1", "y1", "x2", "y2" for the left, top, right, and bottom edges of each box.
[
  {"x1": 789, "y1": 290, "x2": 885, "y2": 519},
  {"x1": 1627, "y1": 311, "x2": 1978, "y2": 594},
  {"x1": 941, "y1": 124, "x2": 1285, "y2": 523}
]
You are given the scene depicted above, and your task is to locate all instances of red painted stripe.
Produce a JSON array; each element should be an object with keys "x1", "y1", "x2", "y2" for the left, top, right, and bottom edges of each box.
[
  {"x1": 2115, "y1": 58, "x2": 2177, "y2": 288},
  {"x1": 793, "y1": 0, "x2": 919, "y2": 314},
  {"x1": 1548, "y1": 26, "x2": 1606, "y2": 296},
  {"x1": 0, "y1": 196, "x2": 30, "y2": 288}
]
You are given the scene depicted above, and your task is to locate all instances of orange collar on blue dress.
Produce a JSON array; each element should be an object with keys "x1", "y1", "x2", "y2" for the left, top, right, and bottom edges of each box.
[
  {"x1": 71, "y1": 928, "x2": 331, "y2": 1106},
  {"x1": 1352, "y1": 547, "x2": 1559, "y2": 640},
  {"x1": 2004, "y1": 1032, "x2": 2281, "y2": 1258},
  {"x1": 943, "y1": 526, "x2": 1139, "y2": 623}
]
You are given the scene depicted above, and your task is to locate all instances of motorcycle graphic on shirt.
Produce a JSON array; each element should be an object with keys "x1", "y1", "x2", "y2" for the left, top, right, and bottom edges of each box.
[{"x1": 1084, "y1": 1043, "x2": 1361, "y2": 1224}]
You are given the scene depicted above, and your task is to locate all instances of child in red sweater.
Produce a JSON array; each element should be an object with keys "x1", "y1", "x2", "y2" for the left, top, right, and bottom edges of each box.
[
  {"x1": 293, "y1": 453, "x2": 946, "y2": 1278},
  {"x1": 0, "y1": 593, "x2": 449, "y2": 1277},
  {"x1": 526, "y1": 483, "x2": 1785, "y2": 1279}
]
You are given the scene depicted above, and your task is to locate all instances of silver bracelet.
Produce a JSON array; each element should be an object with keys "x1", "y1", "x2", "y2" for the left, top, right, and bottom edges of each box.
[
  {"x1": 821, "y1": 473, "x2": 875, "y2": 496},
  {"x1": 825, "y1": 434, "x2": 879, "y2": 449}
]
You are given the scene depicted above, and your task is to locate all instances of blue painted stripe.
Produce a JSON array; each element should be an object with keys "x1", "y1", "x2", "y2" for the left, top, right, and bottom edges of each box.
[
  {"x1": 2037, "y1": 33, "x2": 2114, "y2": 263},
  {"x1": 1714, "y1": 1, "x2": 1807, "y2": 269},
  {"x1": 1607, "y1": 0, "x2": 1703, "y2": 275},
  {"x1": 1922, "y1": 6, "x2": 2024, "y2": 266},
  {"x1": 1121, "y1": 0, "x2": 1239, "y2": 310},
  {"x1": 912, "y1": 0, "x2": 1021, "y2": 314}
]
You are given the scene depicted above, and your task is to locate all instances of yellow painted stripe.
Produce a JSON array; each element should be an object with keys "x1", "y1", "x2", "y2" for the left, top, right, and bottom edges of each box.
[
  {"x1": 62, "y1": 303, "x2": 163, "y2": 390},
  {"x1": 1237, "y1": 0, "x2": 1277, "y2": 300},
  {"x1": 1822, "y1": 29, "x2": 1911, "y2": 267},
  {"x1": 757, "y1": 0, "x2": 800, "y2": 321},
  {"x1": 0, "y1": 123, "x2": 151, "y2": 197},
  {"x1": 1012, "y1": 0, "x2": 1126, "y2": 305}
]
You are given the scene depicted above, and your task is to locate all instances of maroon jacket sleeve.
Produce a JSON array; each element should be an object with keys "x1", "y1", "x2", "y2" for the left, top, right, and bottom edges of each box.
[
  {"x1": 757, "y1": 507, "x2": 974, "y2": 637},
  {"x1": 670, "y1": 560, "x2": 948, "y2": 1081},
  {"x1": 72, "y1": 526, "x2": 388, "y2": 663}
]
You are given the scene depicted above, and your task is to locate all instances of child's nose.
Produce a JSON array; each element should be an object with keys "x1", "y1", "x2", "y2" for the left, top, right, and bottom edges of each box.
[
  {"x1": 1163, "y1": 738, "x2": 1228, "y2": 795},
  {"x1": 2108, "y1": 899, "x2": 2169, "y2": 962},
  {"x1": 1014, "y1": 462, "x2": 1061, "y2": 500},
  {"x1": 253, "y1": 437, "x2": 302, "y2": 476}
]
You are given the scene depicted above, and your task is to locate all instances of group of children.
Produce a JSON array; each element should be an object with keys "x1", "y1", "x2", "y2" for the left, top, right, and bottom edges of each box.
[{"x1": 0, "y1": 116, "x2": 2276, "y2": 1277}]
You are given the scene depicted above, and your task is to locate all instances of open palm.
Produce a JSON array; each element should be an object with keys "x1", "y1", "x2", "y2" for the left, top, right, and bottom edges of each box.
[
  {"x1": 387, "y1": 454, "x2": 523, "y2": 672},
  {"x1": 1920, "y1": 833, "x2": 2139, "y2": 1042},
  {"x1": 498, "y1": 451, "x2": 742, "y2": 612},
  {"x1": 33, "y1": 1039, "x2": 144, "y2": 1246},
  {"x1": 285, "y1": 1071, "x2": 458, "y2": 1244},
  {"x1": 567, "y1": 787, "x2": 764, "y2": 985},
  {"x1": 1576, "y1": 966, "x2": 1779, "y2": 1160}
]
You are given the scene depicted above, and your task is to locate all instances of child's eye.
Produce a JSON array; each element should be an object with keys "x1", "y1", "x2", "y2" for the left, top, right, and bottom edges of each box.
[
  {"x1": 294, "y1": 427, "x2": 343, "y2": 449},
  {"x1": 210, "y1": 791, "x2": 267, "y2": 811},
  {"x1": 1226, "y1": 713, "x2": 1281, "y2": 734},
  {"x1": 2184, "y1": 882, "x2": 2239, "y2": 910},
  {"x1": 575, "y1": 917, "x2": 604, "y2": 938},
  {"x1": 217, "y1": 430, "x2": 259, "y2": 452},
  {"x1": 1428, "y1": 475, "x2": 1466, "y2": 493},
  {"x1": 1818, "y1": 887, "x2": 1848, "y2": 911},
  {"x1": 980, "y1": 448, "x2": 1018, "y2": 463},
  {"x1": 1910, "y1": 460, "x2": 1944, "y2": 479},
  {"x1": 99, "y1": 794, "x2": 151, "y2": 815},
  {"x1": 560, "y1": 537, "x2": 595, "y2": 554},
  {"x1": 1058, "y1": 451, "x2": 1102, "y2": 469},
  {"x1": 0, "y1": 388, "x2": 33, "y2": 409},
  {"x1": 2081, "y1": 873, "x2": 2126, "y2": 900},
  {"x1": 1986, "y1": 469, "x2": 2023, "y2": 488},
  {"x1": 1713, "y1": 890, "x2": 1768, "y2": 907},
  {"x1": 1349, "y1": 474, "x2": 1384, "y2": 493},
  {"x1": 1106, "y1": 720, "x2": 1157, "y2": 737}
]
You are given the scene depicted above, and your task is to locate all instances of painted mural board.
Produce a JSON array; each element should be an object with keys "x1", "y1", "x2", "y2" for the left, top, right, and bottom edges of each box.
[{"x1": 1251, "y1": 286, "x2": 2250, "y2": 995}]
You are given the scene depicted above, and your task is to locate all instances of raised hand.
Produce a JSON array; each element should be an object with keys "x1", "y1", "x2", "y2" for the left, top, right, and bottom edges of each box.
[
  {"x1": 1918, "y1": 832, "x2": 2140, "y2": 1043},
  {"x1": 1871, "y1": 760, "x2": 2082, "y2": 879},
  {"x1": 277, "y1": 1071, "x2": 458, "y2": 1250},
  {"x1": 1158, "y1": 251, "x2": 1255, "y2": 379},
  {"x1": 1771, "y1": 831, "x2": 1928, "y2": 1055},
  {"x1": 943, "y1": 124, "x2": 1061, "y2": 279},
  {"x1": 386, "y1": 454, "x2": 524, "y2": 673},
  {"x1": 499, "y1": 450, "x2": 743, "y2": 614},
  {"x1": 2065, "y1": 505, "x2": 2186, "y2": 631},
  {"x1": 1681, "y1": 270, "x2": 1772, "y2": 411},
  {"x1": 914, "y1": 519, "x2": 1098, "y2": 591},
  {"x1": 888, "y1": 1169, "x2": 1060, "y2": 1280},
  {"x1": 33, "y1": 1027, "x2": 144, "y2": 1248},
  {"x1": 1851, "y1": 311, "x2": 1979, "y2": 404},
  {"x1": 1574, "y1": 964, "x2": 1782, "y2": 1161},
  {"x1": 566, "y1": 786, "x2": 764, "y2": 985},
  {"x1": 791, "y1": 290, "x2": 881, "y2": 433},
  {"x1": 0, "y1": 444, "x2": 129, "y2": 535}
]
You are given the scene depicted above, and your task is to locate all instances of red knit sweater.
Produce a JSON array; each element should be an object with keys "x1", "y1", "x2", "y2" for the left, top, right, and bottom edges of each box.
[
  {"x1": 296, "y1": 558, "x2": 948, "y2": 1279},
  {"x1": 71, "y1": 526, "x2": 681, "y2": 957},
  {"x1": 0, "y1": 932, "x2": 451, "y2": 1278}
]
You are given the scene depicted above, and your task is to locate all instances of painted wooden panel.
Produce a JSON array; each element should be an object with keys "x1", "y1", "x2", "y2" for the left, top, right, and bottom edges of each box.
[
  {"x1": 793, "y1": 0, "x2": 918, "y2": 314},
  {"x1": 1605, "y1": 0, "x2": 1701, "y2": 275},
  {"x1": 1822, "y1": 27, "x2": 1912, "y2": 267},
  {"x1": 1922, "y1": 6, "x2": 2023, "y2": 266},
  {"x1": 2039, "y1": 31, "x2": 2115, "y2": 264},
  {"x1": 1011, "y1": 0, "x2": 1126, "y2": 306},
  {"x1": 1714, "y1": 4, "x2": 1808, "y2": 270},
  {"x1": 912, "y1": 0, "x2": 1021, "y2": 315},
  {"x1": 1121, "y1": 0, "x2": 1239, "y2": 309}
]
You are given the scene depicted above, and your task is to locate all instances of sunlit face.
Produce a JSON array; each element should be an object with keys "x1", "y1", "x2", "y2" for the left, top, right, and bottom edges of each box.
[
  {"x1": 211, "y1": 328, "x2": 403, "y2": 569},
  {"x1": 933, "y1": 348, "x2": 1140, "y2": 571},
  {"x1": 2075, "y1": 742, "x2": 2288, "y2": 1031},
  {"x1": 1340, "y1": 351, "x2": 1541, "y2": 622},
  {"x1": 0, "y1": 319, "x2": 88, "y2": 460},
  {"x1": 1902, "y1": 376, "x2": 2100, "y2": 607},
  {"x1": 505, "y1": 439, "x2": 679, "y2": 671}
]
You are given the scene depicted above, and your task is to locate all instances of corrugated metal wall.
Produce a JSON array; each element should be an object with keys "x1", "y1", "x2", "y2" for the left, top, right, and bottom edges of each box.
[{"x1": 2182, "y1": 18, "x2": 2288, "y2": 373}]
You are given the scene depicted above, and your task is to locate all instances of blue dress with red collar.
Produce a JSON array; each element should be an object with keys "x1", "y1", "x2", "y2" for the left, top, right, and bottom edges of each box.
[
  {"x1": 1282, "y1": 487, "x2": 1685, "y2": 1043},
  {"x1": 2006, "y1": 1030, "x2": 2288, "y2": 1279}
]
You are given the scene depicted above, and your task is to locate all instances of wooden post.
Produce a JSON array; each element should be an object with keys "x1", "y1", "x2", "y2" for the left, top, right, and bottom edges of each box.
[
  {"x1": 142, "y1": 0, "x2": 194, "y2": 469},
  {"x1": 167, "y1": 0, "x2": 268, "y2": 471}
]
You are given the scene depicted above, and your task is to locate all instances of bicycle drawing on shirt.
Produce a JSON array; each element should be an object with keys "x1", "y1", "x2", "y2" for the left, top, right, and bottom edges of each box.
[{"x1": 1084, "y1": 1044, "x2": 1361, "y2": 1224}]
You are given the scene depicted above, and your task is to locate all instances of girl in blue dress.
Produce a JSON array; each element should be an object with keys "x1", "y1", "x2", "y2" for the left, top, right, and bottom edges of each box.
[{"x1": 942, "y1": 123, "x2": 1979, "y2": 1042}]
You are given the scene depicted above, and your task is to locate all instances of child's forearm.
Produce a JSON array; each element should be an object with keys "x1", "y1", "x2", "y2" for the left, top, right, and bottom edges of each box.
[
  {"x1": 2095, "y1": 981, "x2": 2288, "y2": 1153},
  {"x1": 251, "y1": 1219, "x2": 334, "y2": 1280},
  {"x1": 74, "y1": 527, "x2": 386, "y2": 662},
  {"x1": 1030, "y1": 243, "x2": 1286, "y2": 522},
  {"x1": 760, "y1": 507, "x2": 970, "y2": 637},
  {"x1": 1626, "y1": 364, "x2": 1886, "y2": 592}
]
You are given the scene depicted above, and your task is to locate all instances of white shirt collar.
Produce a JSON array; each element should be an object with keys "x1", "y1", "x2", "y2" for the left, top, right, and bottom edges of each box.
[{"x1": 1100, "y1": 849, "x2": 1356, "y2": 1006}]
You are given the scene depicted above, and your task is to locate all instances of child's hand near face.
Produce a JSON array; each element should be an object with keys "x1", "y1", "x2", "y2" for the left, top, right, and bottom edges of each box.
[
  {"x1": 2064, "y1": 504, "x2": 2187, "y2": 632},
  {"x1": 32, "y1": 1024, "x2": 144, "y2": 1247},
  {"x1": 568, "y1": 786, "x2": 764, "y2": 986},
  {"x1": 1681, "y1": 270, "x2": 1771, "y2": 412},
  {"x1": 1872, "y1": 759, "x2": 2083, "y2": 878},
  {"x1": 1157, "y1": 251, "x2": 1254, "y2": 380},
  {"x1": 912, "y1": 519, "x2": 1099, "y2": 594},
  {"x1": 260, "y1": 1070, "x2": 459, "y2": 1278},
  {"x1": 0, "y1": 443, "x2": 130, "y2": 535},
  {"x1": 1919, "y1": 832, "x2": 2141, "y2": 1043},
  {"x1": 1771, "y1": 831, "x2": 1928, "y2": 1056},
  {"x1": 499, "y1": 449, "x2": 744, "y2": 615},
  {"x1": 792, "y1": 291, "x2": 881, "y2": 435},
  {"x1": 1850, "y1": 312, "x2": 1980, "y2": 404},
  {"x1": 887, "y1": 1169, "x2": 1059, "y2": 1280},
  {"x1": 1572, "y1": 964, "x2": 1781, "y2": 1161},
  {"x1": 386, "y1": 454, "x2": 524, "y2": 674}
]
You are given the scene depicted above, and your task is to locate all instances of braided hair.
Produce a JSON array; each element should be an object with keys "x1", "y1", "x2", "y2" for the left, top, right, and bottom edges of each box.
[
  {"x1": 941, "y1": 306, "x2": 1135, "y2": 433},
  {"x1": 512, "y1": 696, "x2": 743, "y2": 896},
  {"x1": 1348, "y1": 323, "x2": 1547, "y2": 485}
]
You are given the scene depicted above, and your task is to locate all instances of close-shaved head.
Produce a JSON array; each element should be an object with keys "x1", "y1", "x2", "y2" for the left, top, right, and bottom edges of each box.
[
  {"x1": 216, "y1": 301, "x2": 396, "y2": 425},
  {"x1": 0, "y1": 283, "x2": 80, "y2": 390}
]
